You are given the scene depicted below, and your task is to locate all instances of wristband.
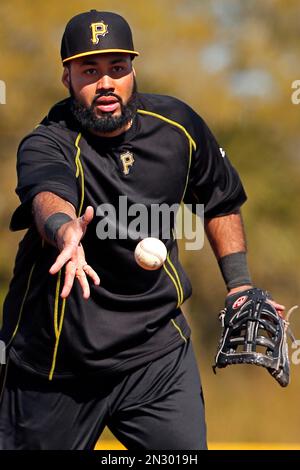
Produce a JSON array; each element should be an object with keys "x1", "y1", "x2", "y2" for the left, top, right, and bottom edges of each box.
[
  {"x1": 44, "y1": 212, "x2": 73, "y2": 244},
  {"x1": 218, "y1": 251, "x2": 252, "y2": 291}
]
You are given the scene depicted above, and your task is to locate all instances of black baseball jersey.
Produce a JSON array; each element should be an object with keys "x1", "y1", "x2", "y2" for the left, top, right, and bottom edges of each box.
[{"x1": 1, "y1": 93, "x2": 247, "y2": 380}]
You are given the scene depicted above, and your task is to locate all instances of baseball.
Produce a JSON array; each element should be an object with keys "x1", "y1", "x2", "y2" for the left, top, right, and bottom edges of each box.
[{"x1": 134, "y1": 238, "x2": 167, "y2": 270}]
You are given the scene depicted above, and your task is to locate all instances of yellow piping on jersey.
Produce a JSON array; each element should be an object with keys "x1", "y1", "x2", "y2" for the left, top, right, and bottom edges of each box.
[
  {"x1": 6, "y1": 239, "x2": 45, "y2": 350},
  {"x1": 50, "y1": 300, "x2": 67, "y2": 381},
  {"x1": 181, "y1": 139, "x2": 193, "y2": 201},
  {"x1": 53, "y1": 270, "x2": 62, "y2": 338},
  {"x1": 75, "y1": 133, "x2": 85, "y2": 216},
  {"x1": 137, "y1": 109, "x2": 196, "y2": 151},
  {"x1": 163, "y1": 262, "x2": 181, "y2": 308},
  {"x1": 166, "y1": 254, "x2": 184, "y2": 306},
  {"x1": 6, "y1": 255, "x2": 41, "y2": 349},
  {"x1": 137, "y1": 110, "x2": 193, "y2": 308},
  {"x1": 49, "y1": 132, "x2": 85, "y2": 381},
  {"x1": 171, "y1": 319, "x2": 188, "y2": 343},
  {"x1": 137, "y1": 110, "x2": 195, "y2": 200}
]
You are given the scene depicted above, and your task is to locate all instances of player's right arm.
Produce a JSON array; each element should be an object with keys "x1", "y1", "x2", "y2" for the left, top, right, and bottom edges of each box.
[
  {"x1": 32, "y1": 191, "x2": 100, "y2": 299},
  {"x1": 10, "y1": 128, "x2": 100, "y2": 300}
]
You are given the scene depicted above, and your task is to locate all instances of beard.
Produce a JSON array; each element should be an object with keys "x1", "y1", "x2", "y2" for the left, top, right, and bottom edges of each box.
[{"x1": 70, "y1": 78, "x2": 138, "y2": 134}]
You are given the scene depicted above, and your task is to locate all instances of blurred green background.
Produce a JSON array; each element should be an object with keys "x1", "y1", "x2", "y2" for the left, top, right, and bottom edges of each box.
[{"x1": 1, "y1": 0, "x2": 300, "y2": 447}]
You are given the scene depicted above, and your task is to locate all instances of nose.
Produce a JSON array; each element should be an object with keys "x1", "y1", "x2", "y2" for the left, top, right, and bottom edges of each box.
[{"x1": 96, "y1": 74, "x2": 115, "y2": 93}]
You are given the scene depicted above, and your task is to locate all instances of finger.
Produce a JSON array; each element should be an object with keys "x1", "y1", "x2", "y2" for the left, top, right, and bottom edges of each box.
[
  {"x1": 49, "y1": 245, "x2": 76, "y2": 275},
  {"x1": 275, "y1": 305, "x2": 286, "y2": 320},
  {"x1": 80, "y1": 206, "x2": 94, "y2": 228},
  {"x1": 267, "y1": 300, "x2": 286, "y2": 318},
  {"x1": 269, "y1": 300, "x2": 285, "y2": 310},
  {"x1": 83, "y1": 264, "x2": 101, "y2": 285},
  {"x1": 75, "y1": 271, "x2": 90, "y2": 299},
  {"x1": 60, "y1": 261, "x2": 77, "y2": 298}
]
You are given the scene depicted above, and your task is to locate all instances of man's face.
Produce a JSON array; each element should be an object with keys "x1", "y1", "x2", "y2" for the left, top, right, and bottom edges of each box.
[{"x1": 62, "y1": 53, "x2": 137, "y2": 135}]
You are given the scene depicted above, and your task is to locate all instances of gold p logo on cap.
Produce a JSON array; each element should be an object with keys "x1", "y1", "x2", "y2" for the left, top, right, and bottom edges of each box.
[{"x1": 90, "y1": 21, "x2": 108, "y2": 44}]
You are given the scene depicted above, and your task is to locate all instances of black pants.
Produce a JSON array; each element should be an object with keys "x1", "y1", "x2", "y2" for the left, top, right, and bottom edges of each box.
[{"x1": 0, "y1": 339, "x2": 207, "y2": 450}]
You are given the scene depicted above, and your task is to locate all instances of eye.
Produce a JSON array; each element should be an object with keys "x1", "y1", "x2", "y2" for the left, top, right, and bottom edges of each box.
[
  {"x1": 84, "y1": 68, "x2": 98, "y2": 75},
  {"x1": 112, "y1": 65, "x2": 124, "y2": 73}
]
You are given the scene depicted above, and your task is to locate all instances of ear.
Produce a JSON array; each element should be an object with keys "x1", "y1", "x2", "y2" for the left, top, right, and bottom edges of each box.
[
  {"x1": 132, "y1": 66, "x2": 136, "y2": 77},
  {"x1": 62, "y1": 66, "x2": 70, "y2": 89}
]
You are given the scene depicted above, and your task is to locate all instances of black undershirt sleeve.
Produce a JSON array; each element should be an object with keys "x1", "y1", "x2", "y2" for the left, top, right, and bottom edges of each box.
[
  {"x1": 184, "y1": 114, "x2": 247, "y2": 218},
  {"x1": 10, "y1": 132, "x2": 78, "y2": 231}
]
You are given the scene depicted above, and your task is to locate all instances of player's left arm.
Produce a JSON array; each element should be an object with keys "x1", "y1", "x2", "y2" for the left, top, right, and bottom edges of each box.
[
  {"x1": 181, "y1": 109, "x2": 283, "y2": 309},
  {"x1": 204, "y1": 209, "x2": 285, "y2": 312}
]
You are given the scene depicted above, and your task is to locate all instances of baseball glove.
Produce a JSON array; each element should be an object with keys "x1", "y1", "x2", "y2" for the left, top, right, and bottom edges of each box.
[{"x1": 213, "y1": 287, "x2": 294, "y2": 387}]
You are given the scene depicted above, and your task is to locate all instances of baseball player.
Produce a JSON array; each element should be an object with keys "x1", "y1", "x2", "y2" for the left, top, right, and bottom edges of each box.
[{"x1": 0, "y1": 11, "x2": 284, "y2": 450}]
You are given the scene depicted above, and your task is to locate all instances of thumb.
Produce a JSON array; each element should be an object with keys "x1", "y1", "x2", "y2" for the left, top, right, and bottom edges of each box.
[{"x1": 80, "y1": 206, "x2": 94, "y2": 228}]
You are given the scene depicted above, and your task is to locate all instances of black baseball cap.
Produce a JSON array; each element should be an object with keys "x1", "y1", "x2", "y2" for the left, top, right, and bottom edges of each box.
[{"x1": 61, "y1": 10, "x2": 139, "y2": 64}]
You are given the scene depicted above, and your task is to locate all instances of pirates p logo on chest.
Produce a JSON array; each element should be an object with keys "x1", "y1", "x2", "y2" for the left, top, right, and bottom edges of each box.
[{"x1": 120, "y1": 151, "x2": 135, "y2": 175}]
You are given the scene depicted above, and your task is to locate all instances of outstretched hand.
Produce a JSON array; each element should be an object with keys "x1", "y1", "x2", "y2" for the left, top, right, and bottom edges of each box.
[{"x1": 49, "y1": 206, "x2": 100, "y2": 299}]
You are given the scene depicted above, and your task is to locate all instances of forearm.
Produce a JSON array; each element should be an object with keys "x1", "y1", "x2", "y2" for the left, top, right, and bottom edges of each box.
[
  {"x1": 32, "y1": 195, "x2": 98, "y2": 297},
  {"x1": 205, "y1": 210, "x2": 252, "y2": 293},
  {"x1": 32, "y1": 191, "x2": 76, "y2": 244},
  {"x1": 204, "y1": 210, "x2": 247, "y2": 259}
]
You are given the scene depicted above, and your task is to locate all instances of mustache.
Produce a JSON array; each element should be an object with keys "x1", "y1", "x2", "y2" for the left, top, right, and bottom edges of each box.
[{"x1": 92, "y1": 92, "x2": 122, "y2": 107}]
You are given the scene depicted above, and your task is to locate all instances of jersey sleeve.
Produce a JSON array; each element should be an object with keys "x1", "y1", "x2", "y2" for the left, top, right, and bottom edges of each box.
[
  {"x1": 10, "y1": 131, "x2": 78, "y2": 231},
  {"x1": 184, "y1": 113, "x2": 247, "y2": 218}
]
